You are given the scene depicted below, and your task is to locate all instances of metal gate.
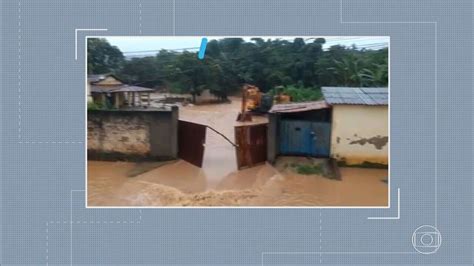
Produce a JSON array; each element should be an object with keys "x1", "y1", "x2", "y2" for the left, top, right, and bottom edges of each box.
[
  {"x1": 279, "y1": 120, "x2": 330, "y2": 157},
  {"x1": 178, "y1": 120, "x2": 207, "y2": 167},
  {"x1": 235, "y1": 123, "x2": 267, "y2": 169}
]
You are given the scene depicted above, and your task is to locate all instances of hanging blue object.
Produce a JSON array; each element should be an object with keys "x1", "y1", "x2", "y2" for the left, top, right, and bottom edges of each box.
[{"x1": 198, "y1": 37, "x2": 208, "y2": 59}]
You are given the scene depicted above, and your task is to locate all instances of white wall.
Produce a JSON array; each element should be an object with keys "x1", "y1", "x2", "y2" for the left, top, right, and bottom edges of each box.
[
  {"x1": 87, "y1": 84, "x2": 92, "y2": 102},
  {"x1": 330, "y1": 105, "x2": 388, "y2": 165}
]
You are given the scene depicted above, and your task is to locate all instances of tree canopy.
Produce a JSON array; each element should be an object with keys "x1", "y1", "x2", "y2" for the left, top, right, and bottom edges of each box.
[
  {"x1": 88, "y1": 38, "x2": 388, "y2": 101},
  {"x1": 87, "y1": 38, "x2": 124, "y2": 74}
]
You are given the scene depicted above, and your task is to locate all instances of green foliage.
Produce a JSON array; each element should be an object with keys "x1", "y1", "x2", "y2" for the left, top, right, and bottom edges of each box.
[
  {"x1": 316, "y1": 46, "x2": 388, "y2": 87},
  {"x1": 270, "y1": 85, "x2": 323, "y2": 102},
  {"x1": 166, "y1": 80, "x2": 187, "y2": 94},
  {"x1": 286, "y1": 162, "x2": 337, "y2": 179},
  {"x1": 285, "y1": 162, "x2": 324, "y2": 175},
  {"x1": 337, "y1": 160, "x2": 388, "y2": 169},
  {"x1": 88, "y1": 38, "x2": 388, "y2": 100},
  {"x1": 87, "y1": 101, "x2": 104, "y2": 110},
  {"x1": 294, "y1": 163, "x2": 324, "y2": 175},
  {"x1": 87, "y1": 38, "x2": 124, "y2": 74},
  {"x1": 87, "y1": 100, "x2": 116, "y2": 111}
]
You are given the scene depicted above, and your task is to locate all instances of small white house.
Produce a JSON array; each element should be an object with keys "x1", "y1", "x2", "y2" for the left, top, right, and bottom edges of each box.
[{"x1": 322, "y1": 87, "x2": 388, "y2": 166}]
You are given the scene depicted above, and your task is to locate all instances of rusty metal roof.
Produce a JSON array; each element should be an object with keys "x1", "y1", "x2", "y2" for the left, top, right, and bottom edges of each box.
[
  {"x1": 90, "y1": 85, "x2": 154, "y2": 93},
  {"x1": 322, "y1": 87, "x2": 388, "y2": 105},
  {"x1": 88, "y1": 73, "x2": 125, "y2": 84},
  {"x1": 269, "y1": 100, "x2": 330, "y2": 113}
]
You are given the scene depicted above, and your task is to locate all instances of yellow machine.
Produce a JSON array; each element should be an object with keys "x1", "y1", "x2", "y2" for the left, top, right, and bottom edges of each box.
[
  {"x1": 237, "y1": 84, "x2": 290, "y2": 122},
  {"x1": 243, "y1": 84, "x2": 261, "y2": 111},
  {"x1": 237, "y1": 84, "x2": 259, "y2": 122}
]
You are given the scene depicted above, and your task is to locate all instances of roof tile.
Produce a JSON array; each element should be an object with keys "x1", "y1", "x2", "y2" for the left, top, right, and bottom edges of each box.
[{"x1": 321, "y1": 87, "x2": 388, "y2": 106}]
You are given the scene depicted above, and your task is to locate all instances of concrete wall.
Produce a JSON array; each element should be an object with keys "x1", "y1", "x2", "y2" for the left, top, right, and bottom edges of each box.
[
  {"x1": 330, "y1": 105, "x2": 388, "y2": 166},
  {"x1": 87, "y1": 107, "x2": 178, "y2": 161}
]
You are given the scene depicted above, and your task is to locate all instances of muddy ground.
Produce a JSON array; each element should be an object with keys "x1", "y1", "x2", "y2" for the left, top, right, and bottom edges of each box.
[{"x1": 88, "y1": 97, "x2": 388, "y2": 207}]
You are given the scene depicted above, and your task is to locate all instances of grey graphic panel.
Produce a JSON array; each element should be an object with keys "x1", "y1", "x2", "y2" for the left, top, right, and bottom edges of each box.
[{"x1": 1, "y1": 0, "x2": 472, "y2": 265}]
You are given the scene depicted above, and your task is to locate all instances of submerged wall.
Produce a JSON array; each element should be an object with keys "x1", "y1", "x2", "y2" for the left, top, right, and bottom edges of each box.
[
  {"x1": 87, "y1": 107, "x2": 178, "y2": 161},
  {"x1": 330, "y1": 105, "x2": 388, "y2": 166}
]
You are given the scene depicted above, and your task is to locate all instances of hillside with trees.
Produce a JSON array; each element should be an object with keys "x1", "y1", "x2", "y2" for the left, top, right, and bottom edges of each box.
[{"x1": 88, "y1": 38, "x2": 388, "y2": 101}]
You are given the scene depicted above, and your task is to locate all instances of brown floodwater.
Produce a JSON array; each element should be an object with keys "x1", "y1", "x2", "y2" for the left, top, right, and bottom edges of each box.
[
  {"x1": 88, "y1": 97, "x2": 388, "y2": 207},
  {"x1": 87, "y1": 158, "x2": 388, "y2": 207},
  {"x1": 179, "y1": 97, "x2": 267, "y2": 189}
]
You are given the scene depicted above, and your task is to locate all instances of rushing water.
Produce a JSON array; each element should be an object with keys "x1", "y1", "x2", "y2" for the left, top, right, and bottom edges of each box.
[
  {"x1": 87, "y1": 159, "x2": 388, "y2": 206},
  {"x1": 88, "y1": 97, "x2": 388, "y2": 207},
  {"x1": 179, "y1": 97, "x2": 268, "y2": 189}
]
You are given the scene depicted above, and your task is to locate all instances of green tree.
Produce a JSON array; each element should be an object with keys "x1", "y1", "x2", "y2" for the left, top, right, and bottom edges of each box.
[
  {"x1": 120, "y1": 57, "x2": 161, "y2": 87},
  {"x1": 87, "y1": 38, "x2": 124, "y2": 74},
  {"x1": 88, "y1": 37, "x2": 388, "y2": 100}
]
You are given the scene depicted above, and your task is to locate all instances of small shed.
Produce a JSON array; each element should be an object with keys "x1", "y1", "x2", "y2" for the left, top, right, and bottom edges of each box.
[
  {"x1": 267, "y1": 100, "x2": 332, "y2": 163},
  {"x1": 88, "y1": 74, "x2": 154, "y2": 109},
  {"x1": 322, "y1": 87, "x2": 388, "y2": 166}
]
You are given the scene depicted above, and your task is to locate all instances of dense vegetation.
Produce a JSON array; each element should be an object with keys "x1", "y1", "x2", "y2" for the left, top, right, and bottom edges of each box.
[{"x1": 88, "y1": 38, "x2": 388, "y2": 101}]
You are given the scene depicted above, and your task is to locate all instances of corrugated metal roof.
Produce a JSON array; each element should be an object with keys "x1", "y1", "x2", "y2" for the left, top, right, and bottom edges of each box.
[
  {"x1": 321, "y1": 87, "x2": 388, "y2": 105},
  {"x1": 87, "y1": 74, "x2": 106, "y2": 83},
  {"x1": 269, "y1": 100, "x2": 330, "y2": 113},
  {"x1": 88, "y1": 74, "x2": 125, "y2": 84},
  {"x1": 91, "y1": 85, "x2": 154, "y2": 93}
]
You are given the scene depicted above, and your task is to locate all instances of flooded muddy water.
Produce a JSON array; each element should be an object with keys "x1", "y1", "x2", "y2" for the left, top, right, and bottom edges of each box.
[
  {"x1": 179, "y1": 97, "x2": 267, "y2": 189},
  {"x1": 88, "y1": 97, "x2": 388, "y2": 207},
  {"x1": 88, "y1": 158, "x2": 388, "y2": 206}
]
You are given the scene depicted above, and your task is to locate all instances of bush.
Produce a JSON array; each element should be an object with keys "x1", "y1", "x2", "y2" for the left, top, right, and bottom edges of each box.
[
  {"x1": 87, "y1": 101, "x2": 115, "y2": 110},
  {"x1": 270, "y1": 85, "x2": 323, "y2": 102},
  {"x1": 286, "y1": 161, "x2": 337, "y2": 179},
  {"x1": 167, "y1": 81, "x2": 187, "y2": 94},
  {"x1": 295, "y1": 163, "x2": 324, "y2": 175},
  {"x1": 87, "y1": 101, "x2": 103, "y2": 110}
]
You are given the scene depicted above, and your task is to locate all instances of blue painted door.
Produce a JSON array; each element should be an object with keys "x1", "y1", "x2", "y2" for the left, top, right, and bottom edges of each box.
[{"x1": 279, "y1": 120, "x2": 330, "y2": 157}]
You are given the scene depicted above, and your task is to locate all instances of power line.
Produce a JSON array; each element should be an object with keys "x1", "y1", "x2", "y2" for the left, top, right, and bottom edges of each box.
[
  {"x1": 123, "y1": 47, "x2": 200, "y2": 54},
  {"x1": 127, "y1": 62, "x2": 223, "y2": 86}
]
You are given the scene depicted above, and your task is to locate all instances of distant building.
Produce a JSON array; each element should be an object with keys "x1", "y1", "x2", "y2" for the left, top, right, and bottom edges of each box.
[
  {"x1": 267, "y1": 87, "x2": 388, "y2": 166},
  {"x1": 87, "y1": 74, "x2": 154, "y2": 109},
  {"x1": 194, "y1": 89, "x2": 218, "y2": 104}
]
